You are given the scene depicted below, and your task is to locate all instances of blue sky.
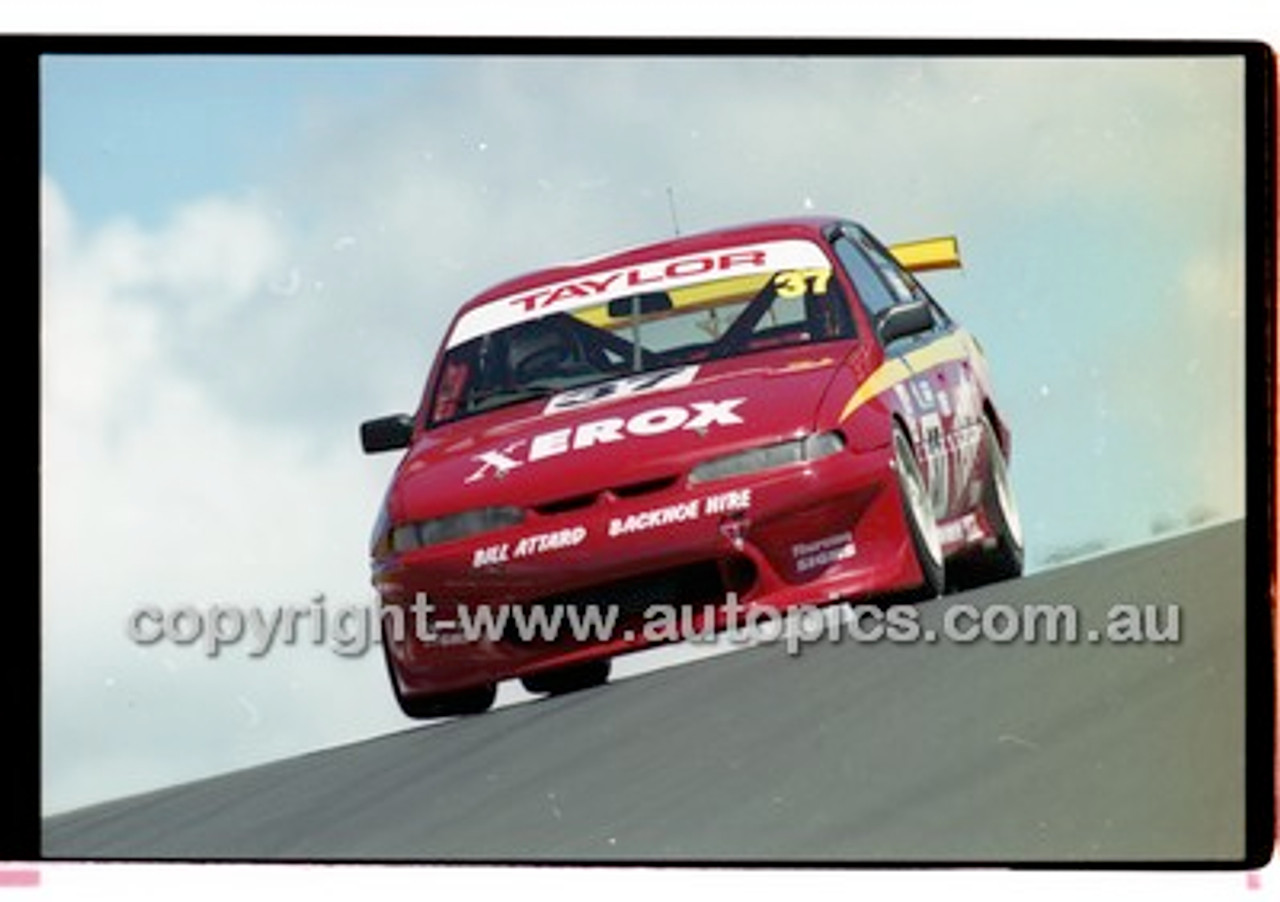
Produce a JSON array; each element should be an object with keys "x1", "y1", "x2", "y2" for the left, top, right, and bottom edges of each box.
[
  {"x1": 41, "y1": 53, "x2": 1248, "y2": 813},
  {"x1": 42, "y1": 56, "x2": 452, "y2": 229}
]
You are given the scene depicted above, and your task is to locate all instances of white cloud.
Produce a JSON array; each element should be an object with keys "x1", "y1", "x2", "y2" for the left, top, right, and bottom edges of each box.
[
  {"x1": 41, "y1": 179, "x2": 159, "y2": 422},
  {"x1": 41, "y1": 175, "x2": 405, "y2": 813}
]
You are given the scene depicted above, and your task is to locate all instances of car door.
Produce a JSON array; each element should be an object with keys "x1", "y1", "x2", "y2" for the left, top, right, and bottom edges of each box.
[{"x1": 833, "y1": 225, "x2": 969, "y2": 523}]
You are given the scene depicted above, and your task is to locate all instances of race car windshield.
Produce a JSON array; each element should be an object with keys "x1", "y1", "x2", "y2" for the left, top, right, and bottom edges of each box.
[{"x1": 428, "y1": 264, "x2": 854, "y2": 425}]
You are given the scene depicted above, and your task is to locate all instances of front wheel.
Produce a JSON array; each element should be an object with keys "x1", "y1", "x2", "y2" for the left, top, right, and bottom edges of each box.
[
  {"x1": 381, "y1": 627, "x2": 497, "y2": 719},
  {"x1": 521, "y1": 659, "x2": 611, "y2": 696},
  {"x1": 394, "y1": 683, "x2": 498, "y2": 720},
  {"x1": 892, "y1": 425, "x2": 945, "y2": 601}
]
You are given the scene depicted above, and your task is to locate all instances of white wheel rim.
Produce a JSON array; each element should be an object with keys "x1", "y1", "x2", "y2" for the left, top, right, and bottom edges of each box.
[
  {"x1": 989, "y1": 428, "x2": 1024, "y2": 550},
  {"x1": 898, "y1": 435, "x2": 943, "y2": 568}
]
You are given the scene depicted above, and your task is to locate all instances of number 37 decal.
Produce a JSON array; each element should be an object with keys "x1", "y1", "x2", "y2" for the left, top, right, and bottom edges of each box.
[{"x1": 773, "y1": 268, "x2": 832, "y2": 299}]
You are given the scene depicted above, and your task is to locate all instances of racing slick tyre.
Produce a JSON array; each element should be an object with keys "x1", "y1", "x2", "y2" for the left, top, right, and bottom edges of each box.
[
  {"x1": 521, "y1": 659, "x2": 612, "y2": 697},
  {"x1": 395, "y1": 683, "x2": 498, "y2": 719},
  {"x1": 947, "y1": 417, "x2": 1025, "y2": 591},
  {"x1": 380, "y1": 627, "x2": 498, "y2": 719},
  {"x1": 891, "y1": 424, "x2": 945, "y2": 602}
]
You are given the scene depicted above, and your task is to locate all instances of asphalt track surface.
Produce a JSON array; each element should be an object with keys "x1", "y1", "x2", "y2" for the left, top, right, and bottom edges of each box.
[{"x1": 44, "y1": 522, "x2": 1248, "y2": 863}]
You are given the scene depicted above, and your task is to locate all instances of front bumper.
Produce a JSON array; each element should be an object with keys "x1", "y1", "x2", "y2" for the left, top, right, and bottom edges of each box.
[{"x1": 374, "y1": 437, "x2": 924, "y2": 695}]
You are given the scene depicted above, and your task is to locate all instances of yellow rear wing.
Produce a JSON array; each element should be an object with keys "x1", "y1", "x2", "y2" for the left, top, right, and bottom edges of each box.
[{"x1": 889, "y1": 236, "x2": 962, "y2": 273}]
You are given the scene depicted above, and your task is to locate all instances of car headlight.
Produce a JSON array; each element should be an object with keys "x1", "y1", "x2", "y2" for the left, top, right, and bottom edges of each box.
[
  {"x1": 390, "y1": 506, "x2": 526, "y2": 553},
  {"x1": 688, "y1": 431, "x2": 845, "y2": 484}
]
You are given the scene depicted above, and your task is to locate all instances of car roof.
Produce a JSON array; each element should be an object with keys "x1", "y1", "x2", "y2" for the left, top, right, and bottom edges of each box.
[{"x1": 456, "y1": 215, "x2": 846, "y2": 318}]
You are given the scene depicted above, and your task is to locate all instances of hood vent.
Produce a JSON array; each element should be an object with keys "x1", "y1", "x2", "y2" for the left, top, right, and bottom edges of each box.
[
  {"x1": 532, "y1": 492, "x2": 600, "y2": 516},
  {"x1": 611, "y1": 475, "x2": 679, "y2": 498},
  {"x1": 530, "y1": 474, "x2": 680, "y2": 517}
]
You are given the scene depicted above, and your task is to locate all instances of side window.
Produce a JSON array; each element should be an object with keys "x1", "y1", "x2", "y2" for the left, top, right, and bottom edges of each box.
[
  {"x1": 841, "y1": 226, "x2": 956, "y2": 336},
  {"x1": 833, "y1": 235, "x2": 898, "y2": 318},
  {"x1": 852, "y1": 229, "x2": 922, "y2": 307}
]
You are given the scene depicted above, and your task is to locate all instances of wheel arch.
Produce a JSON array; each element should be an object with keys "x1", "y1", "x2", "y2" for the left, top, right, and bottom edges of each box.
[{"x1": 982, "y1": 398, "x2": 1012, "y2": 459}]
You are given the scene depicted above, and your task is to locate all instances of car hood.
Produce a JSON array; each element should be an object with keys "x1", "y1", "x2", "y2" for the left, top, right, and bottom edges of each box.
[{"x1": 389, "y1": 345, "x2": 852, "y2": 520}]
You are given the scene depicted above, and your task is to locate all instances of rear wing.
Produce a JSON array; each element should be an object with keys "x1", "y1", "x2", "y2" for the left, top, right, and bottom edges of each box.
[{"x1": 888, "y1": 236, "x2": 961, "y2": 273}]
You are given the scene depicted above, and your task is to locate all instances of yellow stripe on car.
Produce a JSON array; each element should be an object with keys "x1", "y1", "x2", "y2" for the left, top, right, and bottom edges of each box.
[
  {"x1": 901, "y1": 331, "x2": 972, "y2": 374},
  {"x1": 839, "y1": 332, "x2": 975, "y2": 422},
  {"x1": 838, "y1": 358, "x2": 912, "y2": 422}
]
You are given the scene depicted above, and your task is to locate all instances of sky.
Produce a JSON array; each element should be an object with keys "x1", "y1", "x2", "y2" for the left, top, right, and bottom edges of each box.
[{"x1": 40, "y1": 51, "x2": 1250, "y2": 815}]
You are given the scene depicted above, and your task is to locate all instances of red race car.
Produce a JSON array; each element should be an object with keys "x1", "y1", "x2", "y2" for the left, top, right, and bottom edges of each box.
[{"x1": 361, "y1": 216, "x2": 1023, "y2": 717}]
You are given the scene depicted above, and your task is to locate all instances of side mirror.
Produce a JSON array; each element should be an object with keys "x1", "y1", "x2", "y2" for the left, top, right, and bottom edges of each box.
[
  {"x1": 360, "y1": 414, "x2": 414, "y2": 454},
  {"x1": 877, "y1": 300, "x2": 935, "y2": 345}
]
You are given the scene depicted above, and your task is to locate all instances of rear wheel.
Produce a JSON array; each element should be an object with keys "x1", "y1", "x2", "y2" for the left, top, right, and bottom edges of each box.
[
  {"x1": 892, "y1": 425, "x2": 945, "y2": 600},
  {"x1": 948, "y1": 417, "x2": 1024, "y2": 590},
  {"x1": 521, "y1": 659, "x2": 611, "y2": 696}
]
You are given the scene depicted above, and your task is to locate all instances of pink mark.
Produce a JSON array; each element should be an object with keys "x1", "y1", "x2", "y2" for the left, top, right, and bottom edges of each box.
[{"x1": 0, "y1": 867, "x2": 39, "y2": 888}]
